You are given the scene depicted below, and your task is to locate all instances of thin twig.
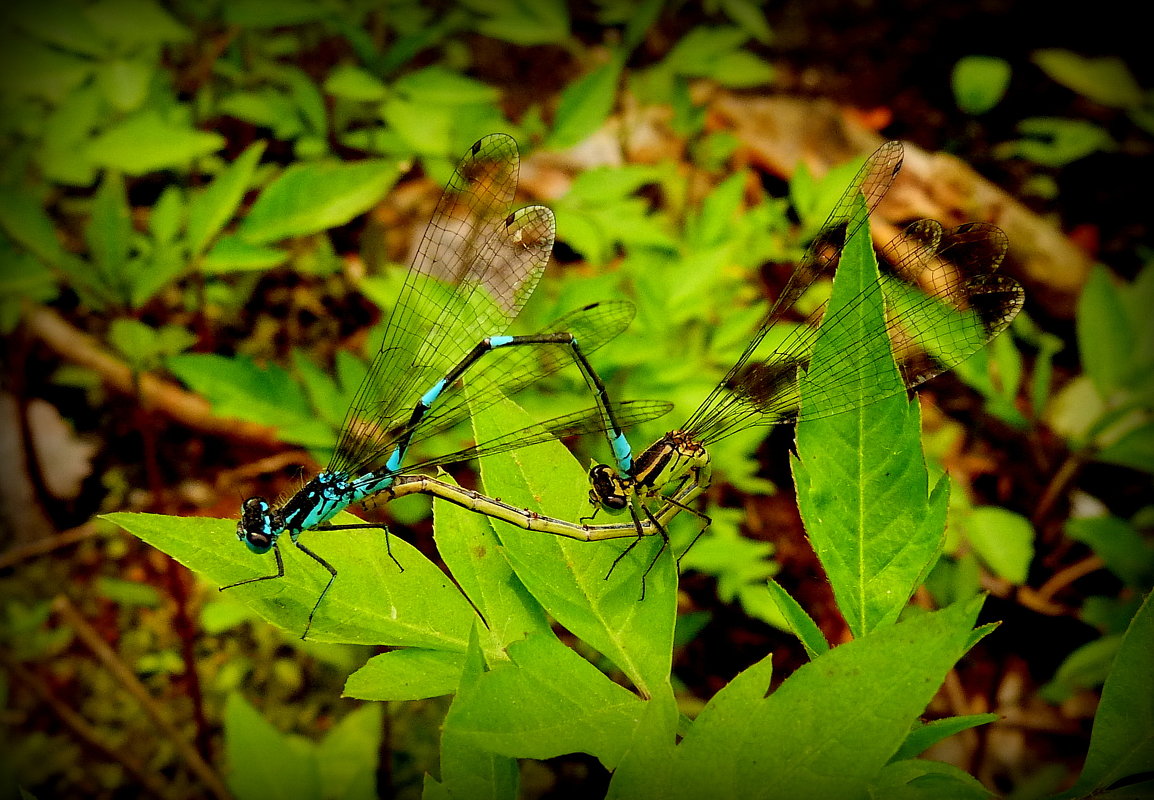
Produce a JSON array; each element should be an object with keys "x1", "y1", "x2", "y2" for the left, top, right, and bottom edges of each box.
[
  {"x1": 52, "y1": 596, "x2": 233, "y2": 800},
  {"x1": 1030, "y1": 555, "x2": 1107, "y2": 609},
  {"x1": 0, "y1": 522, "x2": 98, "y2": 571},
  {"x1": 1032, "y1": 452, "x2": 1085, "y2": 531},
  {"x1": 25, "y1": 305, "x2": 281, "y2": 447}
]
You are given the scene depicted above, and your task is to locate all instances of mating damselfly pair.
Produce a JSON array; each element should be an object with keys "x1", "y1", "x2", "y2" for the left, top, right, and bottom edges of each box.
[{"x1": 228, "y1": 133, "x2": 1024, "y2": 638}]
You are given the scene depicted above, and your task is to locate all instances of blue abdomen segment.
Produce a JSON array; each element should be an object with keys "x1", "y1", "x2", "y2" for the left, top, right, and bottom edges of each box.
[
  {"x1": 489, "y1": 335, "x2": 514, "y2": 347},
  {"x1": 612, "y1": 431, "x2": 633, "y2": 474},
  {"x1": 419, "y1": 378, "x2": 448, "y2": 407}
]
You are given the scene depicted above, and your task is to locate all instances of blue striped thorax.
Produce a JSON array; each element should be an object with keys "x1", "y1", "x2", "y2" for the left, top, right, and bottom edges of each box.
[{"x1": 238, "y1": 472, "x2": 362, "y2": 553}]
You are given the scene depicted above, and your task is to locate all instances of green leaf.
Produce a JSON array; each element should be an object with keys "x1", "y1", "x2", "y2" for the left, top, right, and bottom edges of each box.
[
  {"x1": 870, "y1": 758, "x2": 995, "y2": 800},
  {"x1": 621, "y1": 0, "x2": 665, "y2": 53},
  {"x1": 1041, "y1": 635, "x2": 1122, "y2": 703},
  {"x1": 219, "y1": 90, "x2": 304, "y2": 139},
  {"x1": 891, "y1": 714, "x2": 1000, "y2": 762},
  {"x1": 444, "y1": 633, "x2": 645, "y2": 767},
  {"x1": 164, "y1": 353, "x2": 330, "y2": 446},
  {"x1": 1067, "y1": 516, "x2": 1154, "y2": 588},
  {"x1": 1004, "y1": 117, "x2": 1115, "y2": 167},
  {"x1": 962, "y1": 506, "x2": 1035, "y2": 585},
  {"x1": 108, "y1": 319, "x2": 196, "y2": 370},
  {"x1": 290, "y1": 349, "x2": 353, "y2": 430},
  {"x1": 952, "y1": 55, "x2": 1012, "y2": 115},
  {"x1": 279, "y1": 65, "x2": 328, "y2": 137},
  {"x1": 84, "y1": 0, "x2": 191, "y2": 45},
  {"x1": 432, "y1": 474, "x2": 552, "y2": 647},
  {"x1": 393, "y1": 66, "x2": 500, "y2": 106},
  {"x1": 85, "y1": 170, "x2": 132, "y2": 294},
  {"x1": 1033, "y1": 49, "x2": 1144, "y2": 109},
  {"x1": 1078, "y1": 266, "x2": 1133, "y2": 396},
  {"x1": 381, "y1": 96, "x2": 454, "y2": 155},
  {"x1": 95, "y1": 57, "x2": 153, "y2": 112},
  {"x1": 104, "y1": 510, "x2": 479, "y2": 646},
  {"x1": 717, "y1": 0, "x2": 773, "y2": 43},
  {"x1": 239, "y1": 159, "x2": 400, "y2": 243},
  {"x1": 224, "y1": 693, "x2": 322, "y2": 800},
  {"x1": 6, "y1": 0, "x2": 108, "y2": 57},
  {"x1": 687, "y1": 170, "x2": 747, "y2": 249},
  {"x1": 471, "y1": 0, "x2": 570, "y2": 46},
  {"x1": 766, "y1": 579, "x2": 829, "y2": 659},
  {"x1": 792, "y1": 201, "x2": 947, "y2": 636},
  {"x1": 661, "y1": 597, "x2": 985, "y2": 799},
  {"x1": 662, "y1": 26, "x2": 749, "y2": 76},
  {"x1": 708, "y1": 49, "x2": 774, "y2": 88},
  {"x1": 602, "y1": 688, "x2": 681, "y2": 800},
  {"x1": 323, "y1": 64, "x2": 388, "y2": 102},
  {"x1": 0, "y1": 36, "x2": 93, "y2": 104},
  {"x1": 39, "y1": 82, "x2": 102, "y2": 185},
  {"x1": 201, "y1": 235, "x2": 289, "y2": 273},
  {"x1": 0, "y1": 244, "x2": 57, "y2": 332},
  {"x1": 548, "y1": 57, "x2": 623, "y2": 149},
  {"x1": 344, "y1": 649, "x2": 467, "y2": 701},
  {"x1": 438, "y1": 628, "x2": 520, "y2": 800},
  {"x1": 149, "y1": 186, "x2": 184, "y2": 245},
  {"x1": 1095, "y1": 421, "x2": 1154, "y2": 473},
  {"x1": 187, "y1": 141, "x2": 267, "y2": 258},
  {"x1": 474, "y1": 394, "x2": 677, "y2": 698},
  {"x1": 222, "y1": 0, "x2": 331, "y2": 26},
  {"x1": 316, "y1": 704, "x2": 381, "y2": 800},
  {"x1": 1070, "y1": 590, "x2": 1154, "y2": 794},
  {"x1": 85, "y1": 110, "x2": 226, "y2": 175},
  {"x1": 0, "y1": 187, "x2": 67, "y2": 266}
]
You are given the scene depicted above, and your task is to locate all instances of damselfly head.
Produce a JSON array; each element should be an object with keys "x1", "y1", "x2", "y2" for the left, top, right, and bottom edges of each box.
[
  {"x1": 238, "y1": 497, "x2": 278, "y2": 554},
  {"x1": 588, "y1": 464, "x2": 629, "y2": 512}
]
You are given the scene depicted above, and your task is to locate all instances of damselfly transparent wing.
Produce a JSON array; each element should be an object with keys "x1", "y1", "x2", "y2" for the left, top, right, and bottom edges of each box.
[
  {"x1": 681, "y1": 141, "x2": 906, "y2": 440},
  {"x1": 330, "y1": 135, "x2": 554, "y2": 476},
  {"x1": 685, "y1": 217, "x2": 1023, "y2": 443}
]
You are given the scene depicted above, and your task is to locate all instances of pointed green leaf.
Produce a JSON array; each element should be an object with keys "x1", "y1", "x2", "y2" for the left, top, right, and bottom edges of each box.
[
  {"x1": 891, "y1": 714, "x2": 1000, "y2": 762},
  {"x1": 85, "y1": 110, "x2": 225, "y2": 175},
  {"x1": 201, "y1": 235, "x2": 289, "y2": 273},
  {"x1": 224, "y1": 693, "x2": 322, "y2": 800},
  {"x1": 444, "y1": 634, "x2": 644, "y2": 767},
  {"x1": 963, "y1": 506, "x2": 1035, "y2": 585},
  {"x1": 1033, "y1": 50, "x2": 1144, "y2": 109},
  {"x1": 103, "y1": 509, "x2": 477, "y2": 646},
  {"x1": 86, "y1": 170, "x2": 132, "y2": 276},
  {"x1": 766, "y1": 578, "x2": 829, "y2": 658},
  {"x1": 793, "y1": 200, "x2": 946, "y2": 636},
  {"x1": 1068, "y1": 590, "x2": 1154, "y2": 795},
  {"x1": 951, "y1": 55, "x2": 1012, "y2": 115},
  {"x1": 548, "y1": 57, "x2": 623, "y2": 150},
  {"x1": 438, "y1": 627, "x2": 520, "y2": 800},
  {"x1": 187, "y1": 141, "x2": 267, "y2": 258},
  {"x1": 432, "y1": 475, "x2": 551, "y2": 647},
  {"x1": 0, "y1": 186, "x2": 67, "y2": 266},
  {"x1": 663, "y1": 597, "x2": 985, "y2": 799},
  {"x1": 344, "y1": 649, "x2": 467, "y2": 701},
  {"x1": 239, "y1": 159, "x2": 399, "y2": 243}
]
